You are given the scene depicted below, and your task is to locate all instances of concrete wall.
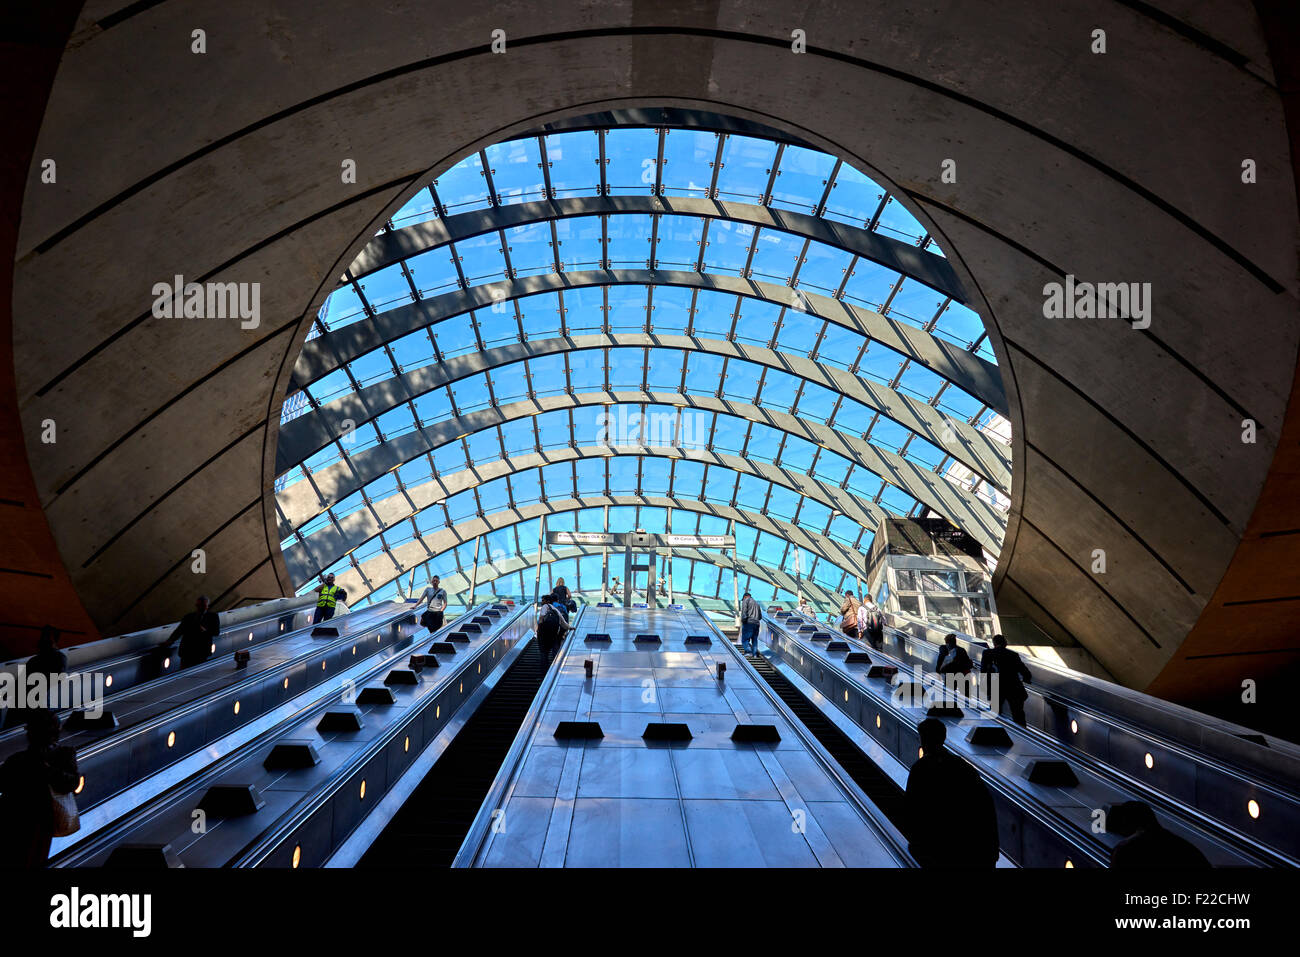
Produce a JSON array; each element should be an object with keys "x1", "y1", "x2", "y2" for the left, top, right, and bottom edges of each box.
[{"x1": 8, "y1": 1, "x2": 1298, "y2": 705}]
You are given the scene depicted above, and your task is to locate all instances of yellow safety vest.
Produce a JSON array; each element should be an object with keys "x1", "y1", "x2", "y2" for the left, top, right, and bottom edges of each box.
[{"x1": 317, "y1": 584, "x2": 340, "y2": 609}]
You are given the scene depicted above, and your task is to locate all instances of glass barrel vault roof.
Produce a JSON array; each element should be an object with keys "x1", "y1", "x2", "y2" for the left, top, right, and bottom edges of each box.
[{"x1": 273, "y1": 123, "x2": 1011, "y2": 613}]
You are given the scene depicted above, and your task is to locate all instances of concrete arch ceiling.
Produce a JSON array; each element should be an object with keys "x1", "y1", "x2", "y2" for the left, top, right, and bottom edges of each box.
[
  {"x1": 277, "y1": 389, "x2": 1009, "y2": 553},
  {"x1": 10, "y1": 3, "x2": 1297, "y2": 708},
  {"x1": 282, "y1": 447, "x2": 889, "y2": 586},
  {"x1": 328, "y1": 497, "x2": 854, "y2": 609}
]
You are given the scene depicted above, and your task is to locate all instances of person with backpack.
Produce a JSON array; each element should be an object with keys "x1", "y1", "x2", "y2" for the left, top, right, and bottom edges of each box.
[
  {"x1": 0, "y1": 709, "x2": 80, "y2": 868},
  {"x1": 535, "y1": 593, "x2": 570, "y2": 675}
]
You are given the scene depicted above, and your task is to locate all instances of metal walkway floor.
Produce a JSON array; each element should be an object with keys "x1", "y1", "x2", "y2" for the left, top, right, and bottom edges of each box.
[{"x1": 455, "y1": 607, "x2": 912, "y2": 867}]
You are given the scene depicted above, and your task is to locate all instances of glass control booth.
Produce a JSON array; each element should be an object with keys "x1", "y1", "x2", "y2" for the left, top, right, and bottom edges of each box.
[{"x1": 866, "y1": 517, "x2": 999, "y2": 640}]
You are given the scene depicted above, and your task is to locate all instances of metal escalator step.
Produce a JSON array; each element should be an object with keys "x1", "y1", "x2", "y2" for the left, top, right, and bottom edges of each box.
[{"x1": 358, "y1": 641, "x2": 549, "y2": 868}]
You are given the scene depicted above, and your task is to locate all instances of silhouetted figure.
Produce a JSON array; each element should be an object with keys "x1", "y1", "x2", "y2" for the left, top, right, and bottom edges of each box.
[
  {"x1": 981, "y1": 634, "x2": 1032, "y2": 726},
  {"x1": 839, "y1": 591, "x2": 860, "y2": 639},
  {"x1": 904, "y1": 718, "x2": 999, "y2": 869},
  {"x1": 0, "y1": 709, "x2": 80, "y2": 868},
  {"x1": 935, "y1": 633, "x2": 972, "y2": 675},
  {"x1": 419, "y1": 576, "x2": 447, "y2": 634},
  {"x1": 166, "y1": 595, "x2": 221, "y2": 668},
  {"x1": 1108, "y1": 801, "x2": 1211, "y2": 869},
  {"x1": 739, "y1": 590, "x2": 762, "y2": 656},
  {"x1": 26, "y1": 626, "x2": 68, "y2": 680},
  {"x1": 535, "y1": 594, "x2": 569, "y2": 675}
]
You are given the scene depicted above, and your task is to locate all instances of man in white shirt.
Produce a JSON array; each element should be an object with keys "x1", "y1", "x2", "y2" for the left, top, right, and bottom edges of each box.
[{"x1": 418, "y1": 575, "x2": 448, "y2": 634}]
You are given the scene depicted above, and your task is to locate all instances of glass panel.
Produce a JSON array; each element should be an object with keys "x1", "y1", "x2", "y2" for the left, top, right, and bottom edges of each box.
[
  {"x1": 919, "y1": 570, "x2": 963, "y2": 593},
  {"x1": 769, "y1": 145, "x2": 836, "y2": 214}
]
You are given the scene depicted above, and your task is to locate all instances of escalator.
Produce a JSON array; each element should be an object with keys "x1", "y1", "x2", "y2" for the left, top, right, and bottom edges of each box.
[
  {"x1": 359, "y1": 637, "x2": 547, "y2": 867},
  {"x1": 743, "y1": 646, "x2": 908, "y2": 832}
]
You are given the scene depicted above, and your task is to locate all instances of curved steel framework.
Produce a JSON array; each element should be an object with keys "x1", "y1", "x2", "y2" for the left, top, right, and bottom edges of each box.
[
  {"x1": 274, "y1": 124, "x2": 1011, "y2": 612},
  {"x1": 334, "y1": 497, "x2": 870, "y2": 603},
  {"x1": 413, "y1": 541, "x2": 847, "y2": 610}
]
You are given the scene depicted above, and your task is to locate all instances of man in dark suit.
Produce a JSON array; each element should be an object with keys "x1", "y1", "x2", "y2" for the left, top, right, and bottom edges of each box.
[
  {"x1": 166, "y1": 595, "x2": 221, "y2": 668},
  {"x1": 904, "y1": 718, "x2": 999, "y2": 868},
  {"x1": 26, "y1": 626, "x2": 68, "y2": 679},
  {"x1": 935, "y1": 633, "x2": 972, "y2": 675},
  {"x1": 981, "y1": 633, "x2": 1032, "y2": 726},
  {"x1": 1108, "y1": 801, "x2": 1211, "y2": 869}
]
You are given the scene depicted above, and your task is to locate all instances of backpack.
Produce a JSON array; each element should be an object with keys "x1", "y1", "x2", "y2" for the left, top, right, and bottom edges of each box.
[{"x1": 539, "y1": 604, "x2": 560, "y2": 630}]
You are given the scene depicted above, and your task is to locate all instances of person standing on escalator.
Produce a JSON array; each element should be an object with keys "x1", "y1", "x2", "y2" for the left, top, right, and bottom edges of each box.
[
  {"x1": 535, "y1": 594, "x2": 570, "y2": 675},
  {"x1": 839, "y1": 590, "x2": 860, "y2": 639},
  {"x1": 418, "y1": 575, "x2": 447, "y2": 635},
  {"x1": 981, "y1": 634, "x2": 1032, "y2": 726},
  {"x1": 739, "y1": 591, "x2": 762, "y2": 656},
  {"x1": 862, "y1": 595, "x2": 885, "y2": 649},
  {"x1": 551, "y1": 578, "x2": 570, "y2": 606},
  {"x1": 904, "y1": 718, "x2": 999, "y2": 869},
  {"x1": 313, "y1": 573, "x2": 343, "y2": 625},
  {"x1": 0, "y1": 709, "x2": 80, "y2": 868},
  {"x1": 165, "y1": 595, "x2": 221, "y2": 668}
]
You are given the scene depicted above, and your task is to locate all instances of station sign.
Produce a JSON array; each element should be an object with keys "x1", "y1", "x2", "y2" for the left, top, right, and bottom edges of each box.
[
  {"x1": 663, "y1": 534, "x2": 735, "y2": 548},
  {"x1": 547, "y1": 531, "x2": 616, "y2": 546},
  {"x1": 546, "y1": 531, "x2": 735, "y2": 548}
]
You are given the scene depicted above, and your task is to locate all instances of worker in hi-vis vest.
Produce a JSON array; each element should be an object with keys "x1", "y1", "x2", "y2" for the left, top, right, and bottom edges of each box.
[{"x1": 313, "y1": 572, "x2": 345, "y2": 624}]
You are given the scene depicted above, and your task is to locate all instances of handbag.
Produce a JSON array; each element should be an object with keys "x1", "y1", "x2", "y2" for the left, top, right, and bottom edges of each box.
[{"x1": 50, "y1": 785, "x2": 80, "y2": 837}]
